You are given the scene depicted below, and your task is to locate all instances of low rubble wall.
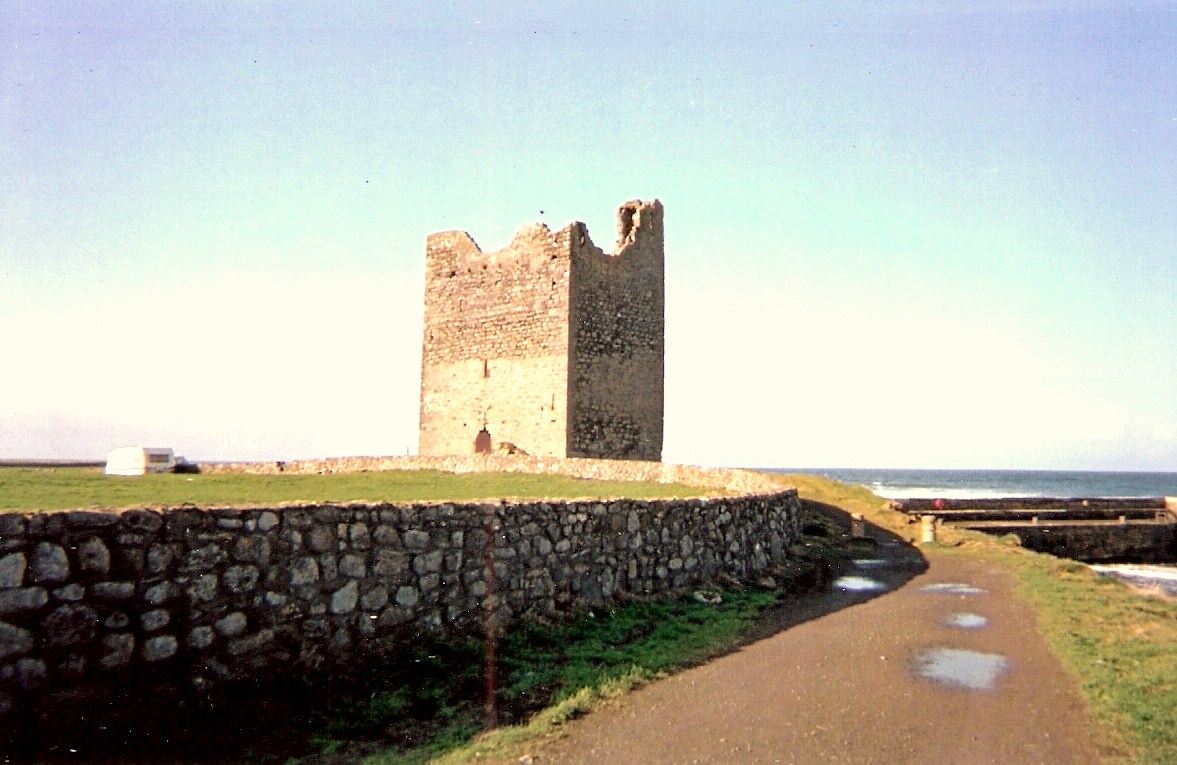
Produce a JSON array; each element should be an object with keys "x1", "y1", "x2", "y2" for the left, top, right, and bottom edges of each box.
[{"x1": 197, "y1": 454, "x2": 786, "y2": 495}]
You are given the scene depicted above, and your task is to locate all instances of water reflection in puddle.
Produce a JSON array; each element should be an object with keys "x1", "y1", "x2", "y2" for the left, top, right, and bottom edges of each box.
[
  {"x1": 853, "y1": 559, "x2": 888, "y2": 568},
  {"x1": 943, "y1": 612, "x2": 988, "y2": 629},
  {"x1": 914, "y1": 648, "x2": 1010, "y2": 691},
  {"x1": 920, "y1": 583, "x2": 987, "y2": 595},
  {"x1": 833, "y1": 576, "x2": 886, "y2": 592}
]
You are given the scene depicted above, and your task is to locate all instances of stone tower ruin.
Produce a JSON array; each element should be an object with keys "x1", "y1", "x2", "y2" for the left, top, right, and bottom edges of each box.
[{"x1": 419, "y1": 199, "x2": 664, "y2": 461}]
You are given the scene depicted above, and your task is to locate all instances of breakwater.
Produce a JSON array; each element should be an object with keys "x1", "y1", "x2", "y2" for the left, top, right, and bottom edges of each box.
[
  {"x1": 0, "y1": 460, "x2": 800, "y2": 740},
  {"x1": 895, "y1": 497, "x2": 1177, "y2": 563}
]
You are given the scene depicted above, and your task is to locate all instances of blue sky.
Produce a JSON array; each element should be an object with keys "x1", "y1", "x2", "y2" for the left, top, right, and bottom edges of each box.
[{"x1": 2, "y1": 1, "x2": 1175, "y2": 470}]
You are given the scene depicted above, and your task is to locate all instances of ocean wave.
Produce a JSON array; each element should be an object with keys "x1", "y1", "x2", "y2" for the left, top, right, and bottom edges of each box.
[
  {"x1": 867, "y1": 485, "x2": 1045, "y2": 500},
  {"x1": 1090, "y1": 564, "x2": 1177, "y2": 583},
  {"x1": 1090, "y1": 564, "x2": 1177, "y2": 596},
  {"x1": 782, "y1": 468, "x2": 1177, "y2": 500}
]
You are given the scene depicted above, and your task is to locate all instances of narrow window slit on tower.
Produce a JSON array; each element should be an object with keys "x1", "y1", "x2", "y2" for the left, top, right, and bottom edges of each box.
[{"x1": 483, "y1": 359, "x2": 490, "y2": 378}]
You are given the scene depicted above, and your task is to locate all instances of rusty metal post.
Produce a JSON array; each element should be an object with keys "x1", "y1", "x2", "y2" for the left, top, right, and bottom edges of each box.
[{"x1": 483, "y1": 503, "x2": 498, "y2": 730}]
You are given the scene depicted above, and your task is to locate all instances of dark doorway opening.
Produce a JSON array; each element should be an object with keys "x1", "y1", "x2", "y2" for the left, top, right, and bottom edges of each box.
[{"x1": 474, "y1": 428, "x2": 492, "y2": 454}]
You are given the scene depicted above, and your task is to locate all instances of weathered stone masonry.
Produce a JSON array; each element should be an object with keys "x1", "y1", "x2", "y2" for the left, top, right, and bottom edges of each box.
[
  {"x1": 419, "y1": 200, "x2": 664, "y2": 460},
  {"x1": 0, "y1": 485, "x2": 800, "y2": 722}
]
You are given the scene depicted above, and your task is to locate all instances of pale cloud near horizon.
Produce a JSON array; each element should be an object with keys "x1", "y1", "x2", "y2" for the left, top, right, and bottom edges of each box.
[
  {"x1": 2, "y1": 271, "x2": 422, "y2": 461},
  {"x1": 663, "y1": 279, "x2": 1167, "y2": 470},
  {"x1": 5, "y1": 251, "x2": 1172, "y2": 471},
  {"x1": 4, "y1": 266, "x2": 1174, "y2": 471}
]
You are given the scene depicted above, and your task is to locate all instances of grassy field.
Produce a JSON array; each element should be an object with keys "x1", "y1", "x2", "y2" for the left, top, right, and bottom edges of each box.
[
  {"x1": 0, "y1": 466, "x2": 711, "y2": 512},
  {"x1": 5, "y1": 467, "x2": 1172, "y2": 764}
]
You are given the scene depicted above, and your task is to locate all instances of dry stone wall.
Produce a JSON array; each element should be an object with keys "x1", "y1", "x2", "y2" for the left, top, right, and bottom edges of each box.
[{"x1": 0, "y1": 479, "x2": 800, "y2": 726}]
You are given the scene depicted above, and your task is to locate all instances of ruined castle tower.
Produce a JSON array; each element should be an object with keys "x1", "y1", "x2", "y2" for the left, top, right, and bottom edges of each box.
[{"x1": 419, "y1": 199, "x2": 664, "y2": 461}]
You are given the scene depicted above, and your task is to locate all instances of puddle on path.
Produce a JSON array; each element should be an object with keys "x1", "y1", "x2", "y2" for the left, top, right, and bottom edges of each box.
[
  {"x1": 943, "y1": 612, "x2": 989, "y2": 629},
  {"x1": 833, "y1": 575, "x2": 886, "y2": 592},
  {"x1": 914, "y1": 648, "x2": 1010, "y2": 691},
  {"x1": 920, "y1": 583, "x2": 987, "y2": 595},
  {"x1": 853, "y1": 559, "x2": 888, "y2": 568}
]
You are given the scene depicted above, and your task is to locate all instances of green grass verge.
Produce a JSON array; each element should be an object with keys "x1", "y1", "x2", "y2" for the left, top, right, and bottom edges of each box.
[
  {"x1": 1019, "y1": 556, "x2": 1176, "y2": 765},
  {"x1": 782, "y1": 471, "x2": 1177, "y2": 765},
  {"x1": 933, "y1": 536, "x2": 1177, "y2": 765},
  {"x1": 0, "y1": 467, "x2": 709, "y2": 512},
  {"x1": 295, "y1": 589, "x2": 780, "y2": 765}
]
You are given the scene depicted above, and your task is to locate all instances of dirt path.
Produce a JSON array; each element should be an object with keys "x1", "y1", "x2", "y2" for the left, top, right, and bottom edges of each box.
[{"x1": 525, "y1": 540, "x2": 1111, "y2": 765}]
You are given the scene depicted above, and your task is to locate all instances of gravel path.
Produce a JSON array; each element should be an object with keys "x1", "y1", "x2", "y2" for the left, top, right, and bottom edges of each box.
[{"x1": 526, "y1": 539, "x2": 1110, "y2": 765}]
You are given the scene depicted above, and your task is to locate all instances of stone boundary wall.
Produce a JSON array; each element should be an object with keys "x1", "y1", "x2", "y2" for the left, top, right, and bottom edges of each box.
[
  {"x1": 197, "y1": 454, "x2": 786, "y2": 495},
  {"x1": 0, "y1": 462, "x2": 800, "y2": 725}
]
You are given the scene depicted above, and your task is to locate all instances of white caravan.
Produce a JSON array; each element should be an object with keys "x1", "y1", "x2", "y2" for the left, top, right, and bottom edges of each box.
[{"x1": 104, "y1": 447, "x2": 176, "y2": 476}]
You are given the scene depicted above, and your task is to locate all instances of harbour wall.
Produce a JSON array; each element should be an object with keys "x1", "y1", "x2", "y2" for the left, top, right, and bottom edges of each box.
[
  {"x1": 895, "y1": 497, "x2": 1177, "y2": 563},
  {"x1": 962, "y1": 520, "x2": 1177, "y2": 563}
]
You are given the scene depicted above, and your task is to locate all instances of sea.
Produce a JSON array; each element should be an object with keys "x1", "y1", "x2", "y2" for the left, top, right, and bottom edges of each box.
[
  {"x1": 763, "y1": 468, "x2": 1177, "y2": 597},
  {"x1": 766, "y1": 467, "x2": 1177, "y2": 501}
]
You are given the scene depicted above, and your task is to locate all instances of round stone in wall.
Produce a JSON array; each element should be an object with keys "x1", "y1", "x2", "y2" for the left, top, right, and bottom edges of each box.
[
  {"x1": 142, "y1": 635, "x2": 178, "y2": 662},
  {"x1": 0, "y1": 553, "x2": 26, "y2": 589},
  {"x1": 30, "y1": 543, "x2": 69, "y2": 584},
  {"x1": 215, "y1": 612, "x2": 248, "y2": 637},
  {"x1": 0, "y1": 621, "x2": 34, "y2": 661},
  {"x1": 331, "y1": 581, "x2": 359, "y2": 614},
  {"x1": 43, "y1": 604, "x2": 99, "y2": 647},
  {"x1": 77, "y1": 537, "x2": 112, "y2": 576}
]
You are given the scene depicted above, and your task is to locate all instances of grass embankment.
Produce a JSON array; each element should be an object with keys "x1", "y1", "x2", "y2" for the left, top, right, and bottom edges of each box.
[
  {"x1": 793, "y1": 473, "x2": 1177, "y2": 765},
  {"x1": 0, "y1": 467, "x2": 709, "y2": 512},
  {"x1": 321, "y1": 588, "x2": 783, "y2": 765},
  {"x1": 932, "y1": 533, "x2": 1177, "y2": 765}
]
